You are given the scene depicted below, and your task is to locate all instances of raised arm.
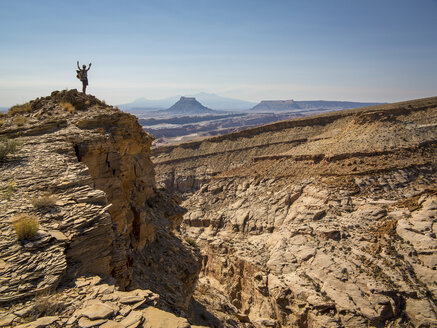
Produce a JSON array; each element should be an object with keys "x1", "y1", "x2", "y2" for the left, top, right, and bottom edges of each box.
[
  {"x1": 77, "y1": 61, "x2": 81, "y2": 70},
  {"x1": 86, "y1": 63, "x2": 92, "y2": 71}
]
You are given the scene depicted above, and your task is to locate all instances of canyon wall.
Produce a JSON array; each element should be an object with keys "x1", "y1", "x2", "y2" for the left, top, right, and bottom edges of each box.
[
  {"x1": 152, "y1": 97, "x2": 437, "y2": 198},
  {"x1": 154, "y1": 97, "x2": 437, "y2": 327}
]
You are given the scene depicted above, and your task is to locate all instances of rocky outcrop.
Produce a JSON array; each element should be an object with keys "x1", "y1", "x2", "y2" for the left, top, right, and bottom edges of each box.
[
  {"x1": 0, "y1": 275, "x2": 208, "y2": 327},
  {"x1": 0, "y1": 90, "x2": 201, "y2": 325},
  {"x1": 172, "y1": 97, "x2": 437, "y2": 327}
]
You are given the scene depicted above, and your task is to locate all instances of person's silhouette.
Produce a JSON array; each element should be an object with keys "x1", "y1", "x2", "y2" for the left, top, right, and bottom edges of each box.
[{"x1": 76, "y1": 61, "x2": 92, "y2": 94}]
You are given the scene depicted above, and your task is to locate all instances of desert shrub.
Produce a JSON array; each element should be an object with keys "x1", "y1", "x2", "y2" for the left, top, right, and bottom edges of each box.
[
  {"x1": 32, "y1": 194, "x2": 57, "y2": 208},
  {"x1": 8, "y1": 103, "x2": 32, "y2": 115},
  {"x1": 1, "y1": 180, "x2": 16, "y2": 200},
  {"x1": 0, "y1": 119, "x2": 4, "y2": 126},
  {"x1": 60, "y1": 102, "x2": 75, "y2": 114},
  {"x1": 12, "y1": 214, "x2": 39, "y2": 240},
  {"x1": 0, "y1": 137, "x2": 21, "y2": 161},
  {"x1": 23, "y1": 293, "x2": 66, "y2": 321},
  {"x1": 184, "y1": 237, "x2": 197, "y2": 247},
  {"x1": 13, "y1": 115, "x2": 28, "y2": 126}
]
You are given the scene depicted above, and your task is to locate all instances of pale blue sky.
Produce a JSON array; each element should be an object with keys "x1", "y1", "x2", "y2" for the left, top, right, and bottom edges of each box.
[{"x1": 1, "y1": 0, "x2": 436, "y2": 107}]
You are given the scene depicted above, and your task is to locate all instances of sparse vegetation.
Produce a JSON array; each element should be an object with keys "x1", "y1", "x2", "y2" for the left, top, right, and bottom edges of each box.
[
  {"x1": 185, "y1": 237, "x2": 197, "y2": 247},
  {"x1": 1, "y1": 180, "x2": 16, "y2": 200},
  {"x1": 60, "y1": 102, "x2": 75, "y2": 114},
  {"x1": 0, "y1": 137, "x2": 21, "y2": 161},
  {"x1": 8, "y1": 103, "x2": 32, "y2": 115},
  {"x1": 13, "y1": 114, "x2": 28, "y2": 126},
  {"x1": 23, "y1": 293, "x2": 66, "y2": 321},
  {"x1": 32, "y1": 194, "x2": 58, "y2": 208},
  {"x1": 12, "y1": 214, "x2": 39, "y2": 240}
]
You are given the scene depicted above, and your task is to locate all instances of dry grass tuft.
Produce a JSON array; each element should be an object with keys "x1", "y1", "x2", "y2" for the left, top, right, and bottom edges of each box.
[
  {"x1": 13, "y1": 115, "x2": 28, "y2": 126},
  {"x1": 23, "y1": 293, "x2": 66, "y2": 321},
  {"x1": 9, "y1": 103, "x2": 32, "y2": 115},
  {"x1": 31, "y1": 194, "x2": 58, "y2": 208},
  {"x1": 60, "y1": 102, "x2": 75, "y2": 114},
  {"x1": 12, "y1": 214, "x2": 39, "y2": 240}
]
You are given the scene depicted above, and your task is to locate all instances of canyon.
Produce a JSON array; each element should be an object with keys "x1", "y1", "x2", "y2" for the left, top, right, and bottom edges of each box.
[
  {"x1": 153, "y1": 97, "x2": 437, "y2": 327},
  {"x1": 0, "y1": 91, "x2": 436, "y2": 327}
]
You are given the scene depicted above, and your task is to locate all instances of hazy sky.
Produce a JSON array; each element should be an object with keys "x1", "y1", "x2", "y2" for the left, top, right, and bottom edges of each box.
[{"x1": 1, "y1": 0, "x2": 436, "y2": 107}]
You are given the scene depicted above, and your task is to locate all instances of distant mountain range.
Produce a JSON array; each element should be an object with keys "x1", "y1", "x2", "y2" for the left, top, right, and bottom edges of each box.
[
  {"x1": 119, "y1": 92, "x2": 256, "y2": 111},
  {"x1": 251, "y1": 100, "x2": 385, "y2": 111},
  {"x1": 162, "y1": 97, "x2": 217, "y2": 115}
]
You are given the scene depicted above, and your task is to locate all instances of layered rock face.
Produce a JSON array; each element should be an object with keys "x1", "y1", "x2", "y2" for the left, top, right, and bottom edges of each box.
[
  {"x1": 165, "y1": 97, "x2": 437, "y2": 327},
  {"x1": 152, "y1": 97, "x2": 436, "y2": 198},
  {"x1": 0, "y1": 90, "x2": 201, "y2": 326}
]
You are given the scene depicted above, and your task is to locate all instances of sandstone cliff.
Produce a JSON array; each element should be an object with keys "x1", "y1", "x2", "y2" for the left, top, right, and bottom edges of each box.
[
  {"x1": 0, "y1": 90, "x2": 203, "y2": 327},
  {"x1": 152, "y1": 97, "x2": 437, "y2": 198},
  {"x1": 154, "y1": 97, "x2": 437, "y2": 327}
]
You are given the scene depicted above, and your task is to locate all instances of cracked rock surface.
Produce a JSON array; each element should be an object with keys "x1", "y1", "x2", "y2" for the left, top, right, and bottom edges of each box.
[{"x1": 172, "y1": 97, "x2": 437, "y2": 327}]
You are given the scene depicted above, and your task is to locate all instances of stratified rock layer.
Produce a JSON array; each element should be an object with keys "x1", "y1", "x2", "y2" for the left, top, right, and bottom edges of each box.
[
  {"x1": 152, "y1": 97, "x2": 437, "y2": 198},
  {"x1": 173, "y1": 97, "x2": 437, "y2": 327},
  {"x1": 0, "y1": 90, "x2": 201, "y2": 323}
]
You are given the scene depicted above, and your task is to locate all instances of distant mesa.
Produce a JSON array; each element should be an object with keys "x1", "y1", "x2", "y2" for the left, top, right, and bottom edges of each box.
[
  {"x1": 251, "y1": 99, "x2": 385, "y2": 111},
  {"x1": 163, "y1": 96, "x2": 216, "y2": 115},
  {"x1": 118, "y1": 93, "x2": 256, "y2": 111},
  {"x1": 252, "y1": 100, "x2": 297, "y2": 111}
]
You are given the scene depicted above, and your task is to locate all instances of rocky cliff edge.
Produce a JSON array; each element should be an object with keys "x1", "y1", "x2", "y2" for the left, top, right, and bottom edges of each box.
[{"x1": 0, "y1": 90, "x2": 203, "y2": 327}]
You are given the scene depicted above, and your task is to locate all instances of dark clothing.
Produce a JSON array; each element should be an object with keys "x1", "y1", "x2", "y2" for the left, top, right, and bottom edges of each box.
[{"x1": 76, "y1": 62, "x2": 91, "y2": 94}]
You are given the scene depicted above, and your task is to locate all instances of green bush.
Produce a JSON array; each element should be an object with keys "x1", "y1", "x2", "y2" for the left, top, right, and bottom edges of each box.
[
  {"x1": 12, "y1": 214, "x2": 39, "y2": 240},
  {"x1": 184, "y1": 237, "x2": 197, "y2": 247},
  {"x1": 1, "y1": 180, "x2": 16, "y2": 200},
  {"x1": 0, "y1": 137, "x2": 21, "y2": 161}
]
